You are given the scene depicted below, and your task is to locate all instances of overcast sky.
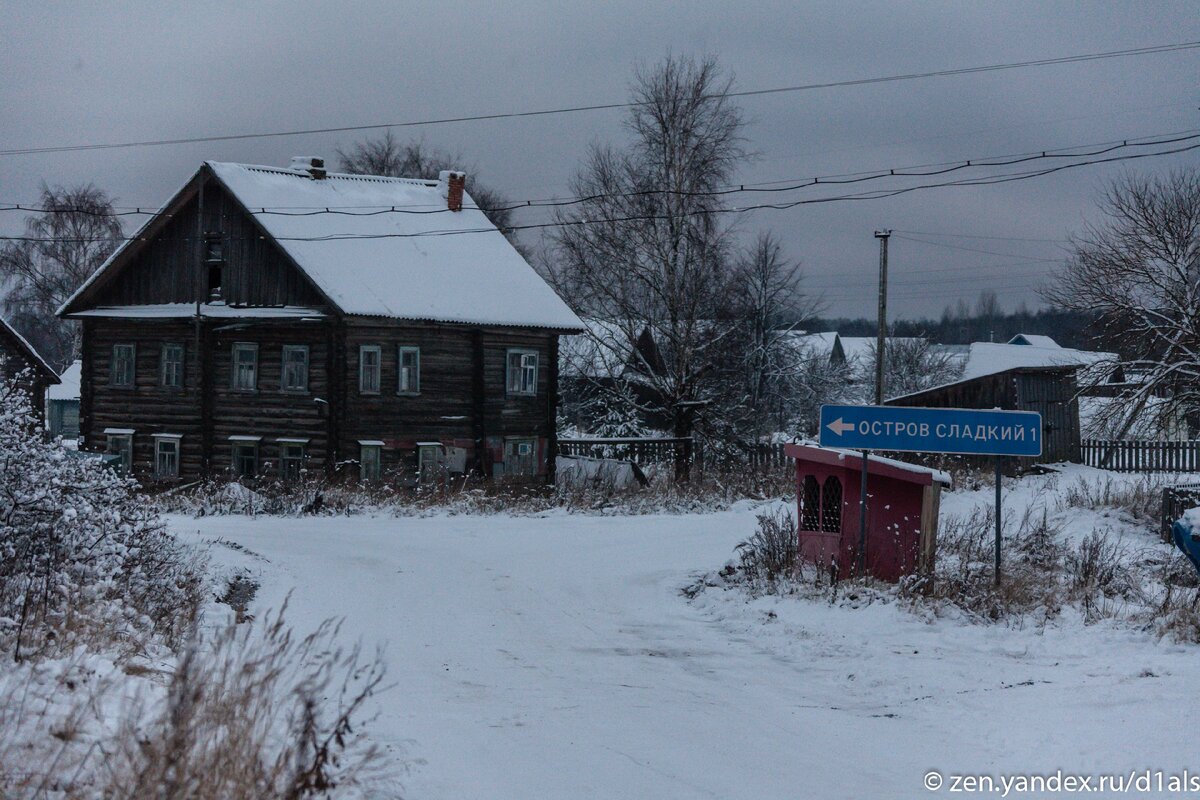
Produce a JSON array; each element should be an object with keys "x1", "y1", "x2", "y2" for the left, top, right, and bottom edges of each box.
[{"x1": 2, "y1": 1, "x2": 1197, "y2": 319}]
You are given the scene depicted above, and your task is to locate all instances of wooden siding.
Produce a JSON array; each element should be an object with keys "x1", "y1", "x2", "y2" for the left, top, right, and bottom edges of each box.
[
  {"x1": 80, "y1": 315, "x2": 563, "y2": 482},
  {"x1": 81, "y1": 317, "x2": 333, "y2": 480},
  {"x1": 0, "y1": 329, "x2": 52, "y2": 421},
  {"x1": 81, "y1": 318, "x2": 205, "y2": 477},
  {"x1": 339, "y1": 320, "x2": 557, "y2": 478},
  {"x1": 209, "y1": 320, "x2": 333, "y2": 476},
  {"x1": 89, "y1": 182, "x2": 327, "y2": 309},
  {"x1": 888, "y1": 367, "x2": 1081, "y2": 466}
]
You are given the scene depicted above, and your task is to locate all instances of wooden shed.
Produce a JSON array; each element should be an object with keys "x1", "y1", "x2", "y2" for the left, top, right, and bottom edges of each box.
[
  {"x1": 887, "y1": 366, "x2": 1081, "y2": 465},
  {"x1": 784, "y1": 443, "x2": 950, "y2": 582}
]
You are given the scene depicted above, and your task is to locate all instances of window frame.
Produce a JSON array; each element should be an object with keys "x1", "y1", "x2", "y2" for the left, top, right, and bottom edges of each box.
[
  {"x1": 106, "y1": 431, "x2": 133, "y2": 474},
  {"x1": 110, "y1": 343, "x2": 136, "y2": 388},
  {"x1": 278, "y1": 438, "x2": 308, "y2": 482},
  {"x1": 397, "y1": 345, "x2": 420, "y2": 395},
  {"x1": 160, "y1": 342, "x2": 184, "y2": 389},
  {"x1": 153, "y1": 434, "x2": 181, "y2": 479},
  {"x1": 230, "y1": 438, "x2": 259, "y2": 478},
  {"x1": 281, "y1": 344, "x2": 310, "y2": 393},
  {"x1": 358, "y1": 345, "x2": 382, "y2": 395},
  {"x1": 231, "y1": 342, "x2": 258, "y2": 392},
  {"x1": 505, "y1": 348, "x2": 538, "y2": 397},
  {"x1": 359, "y1": 442, "x2": 382, "y2": 481}
]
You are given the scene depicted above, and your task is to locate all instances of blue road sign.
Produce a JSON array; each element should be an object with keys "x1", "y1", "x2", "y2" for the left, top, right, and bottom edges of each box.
[{"x1": 818, "y1": 404, "x2": 1043, "y2": 457}]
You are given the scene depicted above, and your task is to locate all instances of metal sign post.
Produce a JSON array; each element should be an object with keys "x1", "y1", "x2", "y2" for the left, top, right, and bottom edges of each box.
[
  {"x1": 818, "y1": 404, "x2": 1043, "y2": 586},
  {"x1": 994, "y1": 456, "x2": 1003, "y2": 586}
]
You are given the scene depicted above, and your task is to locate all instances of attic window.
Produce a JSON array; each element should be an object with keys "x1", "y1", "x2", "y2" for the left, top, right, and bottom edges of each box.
[{"x1": 204, "y1": 233, "x2": 224, "y2": 300}]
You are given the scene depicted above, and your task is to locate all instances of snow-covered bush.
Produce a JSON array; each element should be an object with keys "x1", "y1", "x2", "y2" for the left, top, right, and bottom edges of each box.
[
  {"x1": 735, "y1": 507, "x2": 799, "y2": 586},
  {"x1": 0, "y1": 369, "x2": 204, "y2": 660}
]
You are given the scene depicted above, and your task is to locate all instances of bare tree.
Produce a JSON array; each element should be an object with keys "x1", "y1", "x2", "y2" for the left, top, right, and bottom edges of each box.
[
  {"x1": 864, "y1": 336, "x2": 962, "y2": 400},
  {"x1": 732, "y1": 232, "x2": 821, "y2": 437},
  {"x1": 0, "y1": 184, "x2": 122, "y2": 368},
  {"x1": 1043, "y1": 169, "x2": 1200, "y2": 438},
  {"x1": 337, "y1": 131, "x2": 518, "y2": 246},
  {"x1": 546, "y1": 55, "x2": 748, "y2": 477}
]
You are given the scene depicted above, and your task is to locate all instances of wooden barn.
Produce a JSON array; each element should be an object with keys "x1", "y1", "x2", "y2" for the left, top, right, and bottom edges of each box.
[
  {"x1": 0, "y1": 314, "x2": 59, "y2": 422},
  {"x1": 887, "y1": 365, "x2": 1082, "y2": 465},
  {"x1": 58, "y1": 158, "x2": 584, "y2": 483}
]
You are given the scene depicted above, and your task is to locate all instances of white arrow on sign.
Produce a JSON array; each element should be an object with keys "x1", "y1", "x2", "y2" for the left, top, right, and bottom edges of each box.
[{"x1": 825, "y1": 417, "x2": 855, "y2": 436}]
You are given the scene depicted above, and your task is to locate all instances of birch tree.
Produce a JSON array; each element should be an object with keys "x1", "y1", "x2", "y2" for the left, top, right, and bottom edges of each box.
[
  {"x1": 0, "y1": 184, "x2": 122, "y2": 368},
  {"x1": 546, "y1": 55, "x2": 748, "y2": 476}
]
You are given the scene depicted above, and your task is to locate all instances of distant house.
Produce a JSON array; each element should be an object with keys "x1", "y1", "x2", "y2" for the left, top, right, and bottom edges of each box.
[
  {"x1": 887, "y1": 365, "x2": 1082, "y2": 464},
  {"x1": 961, "y1": 338, "x2": 1123, "y2": 390},
  {"x1": 47, "y1": 360, "x2": 81, "y2": 439},
  {"x1": 787, "y1": 332, "x2": 847, "y2": 367},
  {"x1": 58, "y1": 158, "x2": 584, "y2": 482},
  {"x1": 0, "y1": 315, "x2": 58, "y2": 422}
]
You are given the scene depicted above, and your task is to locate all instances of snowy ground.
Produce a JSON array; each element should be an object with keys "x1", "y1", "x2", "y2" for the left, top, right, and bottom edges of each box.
[{"x1": 172, "y1": 475, "x2": 1198, "y2": 799}]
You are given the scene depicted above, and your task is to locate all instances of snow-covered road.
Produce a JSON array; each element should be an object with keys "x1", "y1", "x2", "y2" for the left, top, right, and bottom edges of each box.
[{"x1": 173, "y1": 507, "x2": 1197, "y2": 799}]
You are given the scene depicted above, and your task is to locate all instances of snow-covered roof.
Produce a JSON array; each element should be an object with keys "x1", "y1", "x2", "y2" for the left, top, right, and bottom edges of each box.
[
  {"x1": 0, "y1": 314, "x2": 57, "y2": 381},
  {"x1": 960, "y1": 342, "x2": 1118, "y2": 382},
  {"x1": 1008, "y1": 333, "x2": 1060, "y2": 348},
  {"x1": 207, "y1": 162, "x2": 584, "y2": 330},
  {"x1": 47, "y1": 360, "x2": 80, "y2": 401},
  {"x1": 785, "y1": 442, "x2": 951, "y2": 486}
]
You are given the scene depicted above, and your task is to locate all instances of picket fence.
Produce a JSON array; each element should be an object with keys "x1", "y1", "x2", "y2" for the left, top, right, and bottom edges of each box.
[
  {"x1": 1080, "y1": 439, "x2": 1200, "y2": 473},
  {"x1": 557, "y1": 438, "x2": 790, "y2": 472}
]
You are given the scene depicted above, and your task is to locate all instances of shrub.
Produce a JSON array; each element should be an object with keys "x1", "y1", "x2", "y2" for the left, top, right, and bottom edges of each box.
[
  {"x1": 0, "y1": 604, "x2": 390, "y2": 798},
  {"x1": 735, "y1": 507, "x2": 799, "y2": 585},
  {"x1": 0, "y1": 371, "x2": 205, "y2": 660}
]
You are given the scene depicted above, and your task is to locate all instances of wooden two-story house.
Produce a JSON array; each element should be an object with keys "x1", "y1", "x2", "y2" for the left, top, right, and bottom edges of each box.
[{"x1": 58, "y1": 157, "x2": 584, "y2": 483}]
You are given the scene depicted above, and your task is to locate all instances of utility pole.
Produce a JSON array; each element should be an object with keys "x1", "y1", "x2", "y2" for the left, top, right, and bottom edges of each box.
[
  {"x1": 873, "y1": 230, "x2": 891, "y2": 405},
  {"x1": 858, "y1": 229, "x2": 891, "y2": 577}
]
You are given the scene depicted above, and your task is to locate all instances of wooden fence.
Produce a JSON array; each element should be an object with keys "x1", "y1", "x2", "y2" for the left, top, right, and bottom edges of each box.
[
  {"x1": 557, "y1": 438, "x2": 790, "y2": 472},
  {"x1": 1081, "y1": 439, "x2": 1200, "y2": 473},
  {"x1": 1160, "y1": 483, "x2": 1200, "y2": 541}
]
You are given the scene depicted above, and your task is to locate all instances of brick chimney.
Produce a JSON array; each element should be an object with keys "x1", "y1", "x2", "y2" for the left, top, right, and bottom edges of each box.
[
  {"x1": 289, "y1": 156, "x2": 327, "y2": 179},
  {"x1": 438, "y1": 170, "x2": 466, "y2": 211}
]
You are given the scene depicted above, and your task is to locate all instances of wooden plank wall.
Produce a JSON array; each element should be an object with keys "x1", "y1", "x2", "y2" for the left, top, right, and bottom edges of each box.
[{"x1": 90, "y1": 186, "x2": 326, "y2": 308}]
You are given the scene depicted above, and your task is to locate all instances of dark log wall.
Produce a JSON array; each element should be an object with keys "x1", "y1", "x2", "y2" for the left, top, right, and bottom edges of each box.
[
  {"x1": 209, "y1": 319, "x2": 333, "y2": 475},
  {"x1": 89, "y1": 185, "x2": 326, "y2": 309},
  {"x1": 340, "y1": 320, "x2": 557, "y2": 478},
  {"x1": 82, "y1": 317, "x2": 333, "y2": 480},
  {"x1": 81, "y1": 318, "x2": 205, "y2": 477},
  {"x1": 81, "y1": 315, "x2": 562, "y2": 482}
]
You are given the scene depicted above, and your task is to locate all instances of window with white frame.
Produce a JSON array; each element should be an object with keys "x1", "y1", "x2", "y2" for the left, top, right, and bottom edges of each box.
[
  {"x1": 359, "y1": 345, "x2": 381, "y2": 394},
  {"x1": 506, "y1": 349, "x2": 538, "y2": 396},
  {"x1": 231, "y1": 343, "x2": 258, "y2": 391},
  {"x1": 279, "y1": 439, "x2": 307, "y2": 481},
  {"x1": 111, "y1": 344, "x2": 135, "y2": 388},
  {"x1": 105, "y1": 430, "x2": 133, "y2": 474},
  {"x1": 281, "y1": 345, "x2": 309, "y2": 392},
  {"x1": 359, "y1": 441, "x2": 382, "y2": 481},
  {"x1": 161, "y1": 343, "x2": 184, "y2": 388},
  {"x1": 153, "y1": 435, "x2": 181, "y2": 478},
  {"x1": 398, "y1": 346, "x2": 420, "y2": 394}
]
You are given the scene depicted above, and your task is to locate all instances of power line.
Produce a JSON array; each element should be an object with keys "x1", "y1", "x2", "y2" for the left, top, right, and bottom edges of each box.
[
  {"x1": 891, "y1": 229, "x2": 1068, "y2": 243},
  {"x1": 2, "y1": 135, "x2": 1197, "y2": 244},
  {"x1": 4, "y1": 129, "x2": 1198, "y2": 220},
  {"x1": 2, "y1": 40, "x2": 1198, "y2": 157}
]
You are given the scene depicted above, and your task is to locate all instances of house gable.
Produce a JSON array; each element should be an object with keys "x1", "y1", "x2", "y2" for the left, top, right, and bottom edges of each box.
[{"x1": 61, "y1": 169, "x2": 329, "y2": 314}]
